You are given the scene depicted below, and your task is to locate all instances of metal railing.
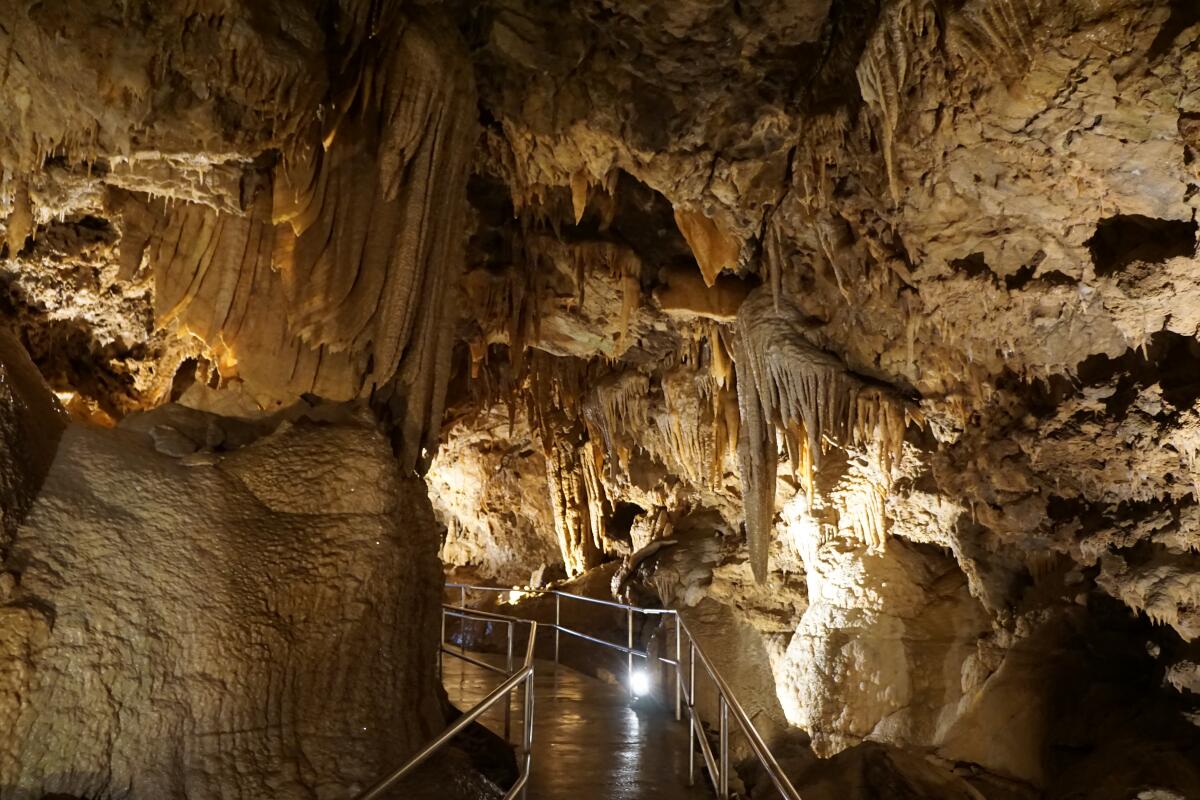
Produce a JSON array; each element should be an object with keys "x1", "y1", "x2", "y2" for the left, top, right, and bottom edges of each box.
[
  {"x1": 447, "y1": 583, "x2": 802, "y2": 800},
  {"x1": 352, "y1": 604, "x2": 537, "y2": 800}
]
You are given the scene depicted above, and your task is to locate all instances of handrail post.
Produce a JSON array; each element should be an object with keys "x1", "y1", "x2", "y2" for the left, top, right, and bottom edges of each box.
[
  {"x1": 688, "y1": 639, "x2": 696, "y2": 786},
  {"x1": 505, "y1": 621, "x2": 514, "y2": 741},
  {"x1": 674, "y1": 614, "x2": 682, "y2": 721},
  {"x1": 554, "y1": 593, "x2": 560, "y2": 664},
  {"x1": 438, "y1": 607, "x2": 445, "y2": 677},
  {"x1": 626, "y1": 607, "x2": 634, "y2": 698},
  {"x1": 719, "y1": 696, "x2": 729, "y2": 799},
  {"x1": 522, "y1": 669, "x2": 534, "y2": 800},
  {"x1": 459, "y1": 587, "x2": 467, "y2": 655}
]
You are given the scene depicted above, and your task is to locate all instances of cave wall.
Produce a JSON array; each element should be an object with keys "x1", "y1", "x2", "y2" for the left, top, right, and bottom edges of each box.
[
  {"x1": 0, "y1": 2, "x2": 477, "y2": 797},
  {"x1": 0, "y1": 328, "x2": 66, "y2": 546},
  {"x1": 427, "y1": 0, "x2": 1200, "y2": 793},
  {"x1": 0, "y1": 403, "x2": 444, "y2": 799},
  {"x1": 0, "y1": 0, "x2": 1199, "y2": 796}
]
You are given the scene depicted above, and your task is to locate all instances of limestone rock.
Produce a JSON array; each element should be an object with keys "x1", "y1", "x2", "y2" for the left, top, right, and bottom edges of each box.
[
  {"x1": 0, "y1": 328, "x2": 66, "y2": 548},
  {"x1": 0, "y1": 410, "x2": 444, "y2": 799}
]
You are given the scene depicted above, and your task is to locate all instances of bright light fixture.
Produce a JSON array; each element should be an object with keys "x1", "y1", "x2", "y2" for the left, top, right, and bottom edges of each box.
[{"x1": 630, "y1": 669, "x2": 651, "y2": 696}]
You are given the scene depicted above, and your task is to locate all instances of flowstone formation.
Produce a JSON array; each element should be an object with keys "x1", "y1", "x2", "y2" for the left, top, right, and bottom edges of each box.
[{"x1": 1, "y1": 402, "x2": 445, "y2": 799}]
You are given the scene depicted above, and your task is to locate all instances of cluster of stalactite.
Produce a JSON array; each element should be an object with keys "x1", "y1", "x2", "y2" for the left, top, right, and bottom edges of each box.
[
  {"x1": 518, "y1": 352, "x2": 603, "y2": 573},
  {"x1": 483, "y1": 319, "x2": 738, "y2": 573},
  {"x1": 122, "y1": 14, "x2": 474, "y2": 471},
  {"x1": 0, "y1": 2, "x2": 476, "y2": 474},
  {"x1": 734, "y1": 289, "x2": 916, "y2": 581}
]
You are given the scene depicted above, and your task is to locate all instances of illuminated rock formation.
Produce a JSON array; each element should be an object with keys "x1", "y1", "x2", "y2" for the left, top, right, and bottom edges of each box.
[
  {"x1": 3, "y1": 0, "x2": 1200, "y2": 797},
  {"x1": 0, "y1": 404, "x2": 444, "y2": 799}
]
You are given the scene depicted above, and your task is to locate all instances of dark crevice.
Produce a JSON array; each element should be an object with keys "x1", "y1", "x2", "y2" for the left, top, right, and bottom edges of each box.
[
  {"x1": 605, "y1": 501, "x2": 645, "y2": 547},
  {"x1": 169, "y1": 358, "x2": 199, "y2": 402},
  {"x1": 948, "y1": 251, "x2": 996, "y2": 283},
  {"x1": 1075, "y1": 331, "x2": 1200, "y2": 415},
  {"x1": 1147, "y1": 0, "x2": 1200, "y2": 61},
  {"x1": 1086, "y1": 215, "x2": 1197, "y2": 277}
]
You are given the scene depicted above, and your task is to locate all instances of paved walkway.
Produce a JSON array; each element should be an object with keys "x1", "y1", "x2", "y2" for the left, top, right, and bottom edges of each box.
[{"x1": 441, "y1": 653, "x2": 712, "y2": 799}]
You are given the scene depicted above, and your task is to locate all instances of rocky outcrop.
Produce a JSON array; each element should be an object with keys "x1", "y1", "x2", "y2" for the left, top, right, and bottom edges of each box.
[
  {"x1": 0, "y1": 329, "x2": 66, "y2": 548},
  {"x1": 0, "y1": 406, "x2": 444, "y2": 799},
  {"x1": 429, "y1": 403, "x2": 560, "y2": 584}
]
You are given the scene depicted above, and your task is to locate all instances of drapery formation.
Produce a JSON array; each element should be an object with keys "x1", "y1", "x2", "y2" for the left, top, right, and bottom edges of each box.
[
  {"x1": 118, "y1": 10, "x2": 476, "y2": 472},
  {"x1": 735, "y1": 289, "x2": 912, "y2": 581}
]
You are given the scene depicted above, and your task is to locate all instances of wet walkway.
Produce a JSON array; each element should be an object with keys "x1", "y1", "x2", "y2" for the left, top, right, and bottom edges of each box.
[{"x1": 441, "y1": 653, "x2": 712, "y2": 799}]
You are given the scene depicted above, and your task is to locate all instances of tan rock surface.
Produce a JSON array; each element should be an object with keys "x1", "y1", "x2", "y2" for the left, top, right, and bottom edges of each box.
[{"x1": 0, "y1": 409, "x2": 443, "y2": 799}]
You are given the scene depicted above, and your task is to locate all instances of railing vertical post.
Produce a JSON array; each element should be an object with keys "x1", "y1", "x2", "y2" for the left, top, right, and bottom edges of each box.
[
  {"x1": 674, "y1": 614, "x2": 682, "y2": 721},
  {"x1": 626, "y1": 607, "x2": 634, "y2": 698},
  {"x1": 554, "y1": 593, "x2": 561, "y2": 664},
  {"x1": 719, "y1": 696, "x2": 729, "y2": 799},
  {"x1": 688, "y1": 640, "x2": 696, "y2": 786},
  {"x1": 505, "y1": 621, "x2": 514, "y2": 741},
  {"x1": 522, "y1": 669, "x2": 534, "y2": 800},
  {"x1": 438, "y1": 608, "x2": 446, "y2": 677},
  {"x1": 459, "y1": 587, "x2": 467, "y2": 655}
]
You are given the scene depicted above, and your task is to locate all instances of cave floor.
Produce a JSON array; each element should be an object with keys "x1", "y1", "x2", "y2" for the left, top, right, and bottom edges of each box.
[{"x1": 442, "y1": 653, "x2": 712, "y2": 799}]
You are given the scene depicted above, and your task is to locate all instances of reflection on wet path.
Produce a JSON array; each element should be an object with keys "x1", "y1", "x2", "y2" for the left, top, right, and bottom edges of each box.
[{"x1": 442, "y1": 654, "x2": 712, "y2": 799}]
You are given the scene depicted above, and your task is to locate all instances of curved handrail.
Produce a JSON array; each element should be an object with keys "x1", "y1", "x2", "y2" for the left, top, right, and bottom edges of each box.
[
  {"x1": 447, "y1": 582, "x2": 801, "y2": 800},
  {"x1": 352, "y1": 604, "x2": 537, "y2": 800}
]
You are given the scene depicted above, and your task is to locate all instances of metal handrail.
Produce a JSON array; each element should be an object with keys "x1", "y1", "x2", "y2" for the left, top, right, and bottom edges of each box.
[
  {"x1": 447, "y1": 583, "x2": 802, "y2": 800},
  {"x1": 352, "y1": 604, "x2": 537, "y2": 800}
]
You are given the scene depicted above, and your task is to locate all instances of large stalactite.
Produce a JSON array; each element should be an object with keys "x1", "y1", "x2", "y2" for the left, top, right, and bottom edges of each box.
[{"x1": 735, "y1": 288, "x2": 911, "y2": 581}]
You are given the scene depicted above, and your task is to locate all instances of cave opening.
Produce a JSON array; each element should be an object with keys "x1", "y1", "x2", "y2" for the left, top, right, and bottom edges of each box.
[{"x1": 605, "y1": 501, "x2": 646, "y2": 549}]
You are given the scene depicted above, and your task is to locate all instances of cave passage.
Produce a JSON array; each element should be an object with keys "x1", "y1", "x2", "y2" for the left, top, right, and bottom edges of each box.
[{"x1": 2, "y1": 1, "x2": 1200, "y2": 799}]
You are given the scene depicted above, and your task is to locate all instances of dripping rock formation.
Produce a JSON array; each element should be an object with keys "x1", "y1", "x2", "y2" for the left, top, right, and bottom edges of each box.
[{"x1": 2, "y1": 0, "x2": 1200, "y2": 798}]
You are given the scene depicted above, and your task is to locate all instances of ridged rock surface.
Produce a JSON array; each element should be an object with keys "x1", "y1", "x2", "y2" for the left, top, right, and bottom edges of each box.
[{"x1": 0, "y1": 408, "x2": 443, "y2": 799}]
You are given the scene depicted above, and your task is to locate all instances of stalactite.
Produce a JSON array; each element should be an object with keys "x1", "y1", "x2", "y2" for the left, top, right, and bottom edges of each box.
[
  {"x1": 855, "y1": 0, "x2": 940, "y2": 205},
  {"x1": 735, "y1": 331, "x2": 778, "y2": 583},
  {"x1": 734, "y1": 288, "x2": 914, "y2": 581},
  {"x1": 522, "y1": 351, "x2": 614, "y2": 573},
  {"x1": 837, "y1": 475, "x2": 889, "y2": 551},
  {"x1": 582, "y1": 370, "x2": 651, "y2": 473},
  {"x1": 544, "y1": 441, "x2": 605, "y2": 576},
  {"x1": 580, "y1": 438, "x2": 610, "y2": 553},
  {"x1": 673, "y1": 206, "x2": 741, "y2": 287},
  {"x1": 947, "y1": 0, "x2": 1048, "y2": 79},
  {"x1": 109, "y1": 12, "x2": 476, "y2": 473},
  {"x1": 570, "y1": 168, "x2": 589, "y2": 224},
  {"x1": 657, "y1": 370, "x2": 716, "y2": 488}
]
